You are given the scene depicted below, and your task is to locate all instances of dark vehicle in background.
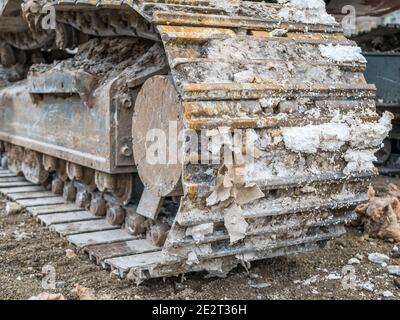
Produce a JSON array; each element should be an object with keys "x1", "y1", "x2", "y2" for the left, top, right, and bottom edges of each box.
[{"x1": 328, "y1": 0, "x2": 400, "y2": 172}]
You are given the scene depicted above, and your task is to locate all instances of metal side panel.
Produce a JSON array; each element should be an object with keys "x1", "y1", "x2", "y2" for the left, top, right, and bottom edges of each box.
[
  {"x1": 0, "y1": 80, "x2": 134, "y2": 174},
  {"x1": 364, "y1": 53, "x2": 400, "y2": 107},
  {"x1": 0, "y1": 0, "x2": 22, "y2": 16}
]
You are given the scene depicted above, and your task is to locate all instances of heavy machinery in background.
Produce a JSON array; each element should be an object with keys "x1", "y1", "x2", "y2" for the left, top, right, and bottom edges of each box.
[
  {"x1": 327, "y1": 0, "x2": 400, "y2": 174},
  {"x1": 0, "y1": 0, "x2": 391, "y2": 283}
]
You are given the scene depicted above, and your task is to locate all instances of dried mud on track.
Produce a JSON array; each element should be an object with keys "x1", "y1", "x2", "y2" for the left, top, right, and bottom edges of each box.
[{"x1": 0, "y1": 176, "x2": 399, "y2": 300}]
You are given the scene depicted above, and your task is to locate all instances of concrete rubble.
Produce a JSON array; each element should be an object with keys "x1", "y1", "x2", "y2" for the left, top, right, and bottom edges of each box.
[
  {"x1": 28, "y1": 292, "x2": 66, "y2": 300},
  {"x1": 356, "y1": 185, "x2": 400, "y2": 242},
  {"x1": 71, "y1": 285, "x2": 96, "y2": 300},
  {"x1": 368, "y1": 253, "x2": 391, "y2": 265},
  {"x1": 5, "y1": 202, "x2": 22, "y2": 215}
]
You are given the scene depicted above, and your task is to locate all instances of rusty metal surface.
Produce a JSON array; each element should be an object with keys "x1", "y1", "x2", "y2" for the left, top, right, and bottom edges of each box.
[
  {"x1": 0, "y1": 38, "x2": 168, "y2": 173},
  {"x1": 133, "y1": 0, "x2": 385, "y2": 282},
  {"x1": 0, "y1": 0, "x2": 391, "y2": 283},
  {"x1": 0, "y1": 81, "x2": 115, "y2": 172}
]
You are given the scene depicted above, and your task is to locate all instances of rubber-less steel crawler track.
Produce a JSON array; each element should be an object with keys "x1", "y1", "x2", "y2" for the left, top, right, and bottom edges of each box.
[
  {"x1": 0, "y1": 0, "x2": 393, "y2": 283},
  {"x1": 0, "y1": 166, "x2": 348, "y2": 280},
  {"x1": 0, "y1": 167, "x2": 164, "y2": 277}
]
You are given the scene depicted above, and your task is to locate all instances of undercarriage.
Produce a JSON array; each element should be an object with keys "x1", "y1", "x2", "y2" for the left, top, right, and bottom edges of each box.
[{"x1": 0, "y1": 0, "x2": 392, "y2": 283}]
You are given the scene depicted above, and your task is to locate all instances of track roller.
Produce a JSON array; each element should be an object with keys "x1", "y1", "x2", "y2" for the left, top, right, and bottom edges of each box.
[
  {"x1": 106, "y1": 205, "x2": 125, "y2": 226},
  {"x1": 51, "y1": 177, "x2": 64, "y2": 194},
  {"x1": 125, "y1": 206, "x2": 146, "y2": 236},
  {"x1": 22, "y1": 150, "x2": 49, "y2": 184},
  {"x1": 63, "y1": 181, "x2": 76, "y2": 202},
  {"x1": 146, "y1": 221, "x2": 170, "y2": 247},
  {"x1": 90, "y1": 194, "x2": 107, "y2": 217},
  {"x1": 75, "y1": 185, "x2": 91, "y2": 209}
]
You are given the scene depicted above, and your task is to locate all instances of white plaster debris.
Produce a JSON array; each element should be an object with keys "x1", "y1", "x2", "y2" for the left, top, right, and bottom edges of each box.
[
  {"x1": 13, "y1": 230, "x2": 30, "y2": 241},
  {"x1": 65, "y1": 249, "x2": 77, "y2": 259},
  {"x1": 5, "y1": 202, "x2": 22, "y2": 215},
  {"x1": 326, "y1": 272, "x2": 341, "y2": 280},
  {"x1": 234, "y1": 70, "x2": 255, "y2": 83},
  {"x1": 368, "y1": 253, "x2": 390, "y2": 265},
  {"x1": 186, "y1": 251, "x2": 200, "y2": 266},
  {"x1": 185, "y1": 223, "x2": 214, "y2": 242},
  {"x1": 387, "y1": 265, "x2": 400, "y2": 277},
  {"x1": 270, "y1": 29, "x2": 288, "y2": 37},
  {"x1": 282, "y1": 123, "x2": 350, "y2": 154},
  {"x1": 393, "y1": 245, "x2": 399, "y2": 252},
  {"x1": 223, "y1": 204, "x2": 248, "y2": 244},
  {"x1": 29, "y1": 293, "x2": 66, "y2": 300},
  {"x1": 277, "y1": 0, "x2": 336, "y2": 25},
  {"x1": 302, "y1": 275, "x2": 319, "y2": 286},
  {"x1": 349, "y1": 112, "x2": 393, "y2": 149},
  {"x1": 348, "y1": 258, "x2": 361, "y2": 265},
  {"x1": 359, "y1": 281, "x2": 374, "y2": 292},
  {"x1": 382, "y1": 291, "x2": 394, "y2": 298},
  {"x1": 343, "y1": 150, "x2": 376, "y2": 175},
  {"x1": 319, "y1": 44, "x2": 366, "y2": 63},
  {"x1": 248, "y1": 280, "x2": 271, "y2": 289},
  {"x1": 259, "y1": 98, "x2": 280, "y2": 110},
  {"x1": 282, "y1": 112, "x2": 392, "y2": 158},
  {"x1": 268, "y1": 111, "x2": 391, "y2": 176}
]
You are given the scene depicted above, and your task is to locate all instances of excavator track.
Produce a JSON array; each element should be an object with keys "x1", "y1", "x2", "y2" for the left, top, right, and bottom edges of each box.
[{"x1": 0, "y1": 0, "x2": 392, "y2": 283}]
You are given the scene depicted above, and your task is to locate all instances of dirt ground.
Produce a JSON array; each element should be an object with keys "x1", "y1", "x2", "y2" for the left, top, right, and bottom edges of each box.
[{"x1": 0, "y1": 176, "x2": 399, "y2": 300}]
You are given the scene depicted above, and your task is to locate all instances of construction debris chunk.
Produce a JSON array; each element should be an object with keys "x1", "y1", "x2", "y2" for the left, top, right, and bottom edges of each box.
[
  {"x1": 356, "y1": 185, "x2": 400, "y2": 242},
  {"x1": 65, "y1": 249, "x2": 77, "y2": 259},
  {"x1": 5, "y1": 202, "x2": 22, "y2": 215},
  {"x1": 28, "y1": 292, "x2": 65, "y2": 300},
  {"x1": 71, "y1": 285, "x2": 96, "y2": 300}
]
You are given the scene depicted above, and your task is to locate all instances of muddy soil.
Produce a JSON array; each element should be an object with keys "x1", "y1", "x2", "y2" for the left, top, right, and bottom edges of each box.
[{"x1": 0, "y1": 176, "x2": 399, "y2": 300}]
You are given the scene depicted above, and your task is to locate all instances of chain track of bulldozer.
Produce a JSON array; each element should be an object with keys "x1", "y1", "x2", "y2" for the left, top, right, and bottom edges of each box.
[{"x1": 0, "y1": 0, "x2": 392, "y2": 283}]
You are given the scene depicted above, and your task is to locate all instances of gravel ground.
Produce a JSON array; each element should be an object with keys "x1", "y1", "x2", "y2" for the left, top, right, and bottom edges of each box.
[{"x1": 0, "y1": 176, "x2": 399, "y2": 300}]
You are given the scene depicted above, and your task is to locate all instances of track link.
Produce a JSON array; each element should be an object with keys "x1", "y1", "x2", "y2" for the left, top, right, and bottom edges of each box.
[
  {"x1": 0, "y1": 0, "x2": 392, "y2": 283},
  {"x1": 0, "y1": 167, "x2": 162, "y2": 278}
]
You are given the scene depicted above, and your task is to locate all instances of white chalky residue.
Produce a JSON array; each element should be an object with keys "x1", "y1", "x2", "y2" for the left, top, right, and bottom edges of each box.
[
  {"x1": 234, "y1": 70, "x2": 255, "y2": 83},
  {"x1": 282, "y1": 123, "x2": 350, "y2": 154},
  {"x1": 349, "y1": 112, "x2": 393, "y2": 149},
  {"x1": 319, "y1": 44, "x2": 366, "y2": 63},
  {"x1": 336, "y1": 184, "x2": 356, "y2": 200},
  {"x1": 277, "y1": 0, "x2": 336, "y2": 24},
  {"x1": 281, "y1": 112, "x2": 392, "y2": 175},
  {"x1": 245, "y1": 153, "x2": 308, "y2": 182},
  {"x1": 282, "y1": 126, "x2": 320, "y2": 154},
  {"x1": 320, "y1": 123, "x2": 351, "y2": 151},
  {"x1": 343, "y1": 150, "x2": 376, "y2": 175}
]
